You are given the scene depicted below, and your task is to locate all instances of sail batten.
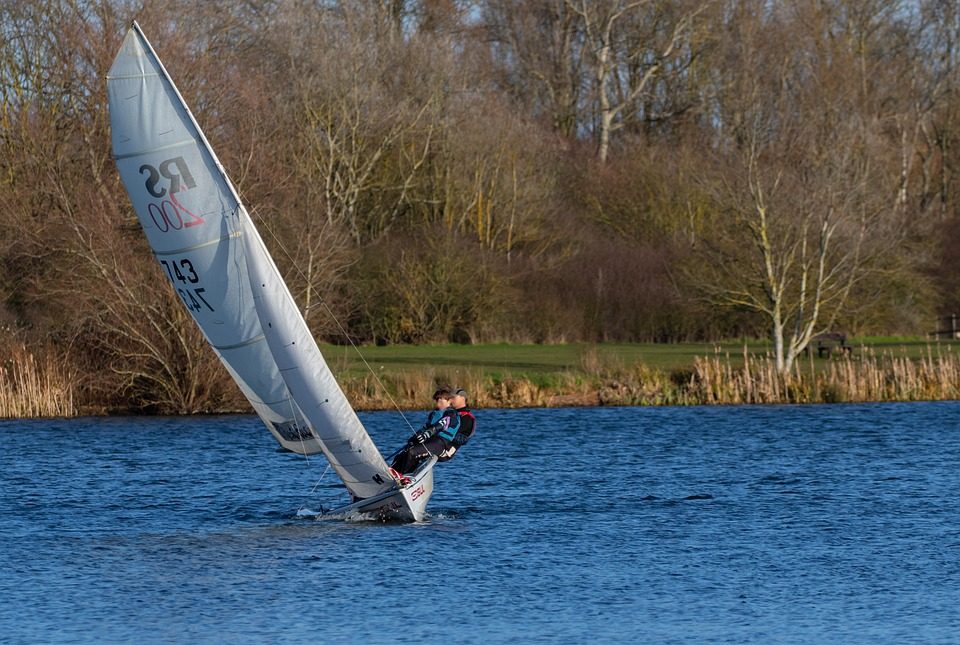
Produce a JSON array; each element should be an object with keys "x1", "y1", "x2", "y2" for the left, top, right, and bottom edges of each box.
[
  {"x1": 107, "y1": 22, "x2": 395, "y2": 496},
  {"x1": 152, "y1": 237, "x2": 232, "y2": 257},
  {"x1": 212, "y1": 335, "x2": 267, "y2": 351},
  {"x1": 107, "y1": 73, "x2": 162, "y2": 81},
  {"x1": 113, "y1": 137, "x2": 196, "y2": 159}
]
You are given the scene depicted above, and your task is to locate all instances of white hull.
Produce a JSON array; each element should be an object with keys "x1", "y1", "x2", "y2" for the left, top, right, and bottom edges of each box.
[{"x1": 324, "y1": 457, "x2": 437, "y2": 522}]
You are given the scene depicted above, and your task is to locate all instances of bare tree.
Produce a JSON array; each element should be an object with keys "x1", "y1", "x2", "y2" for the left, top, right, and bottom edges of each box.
[
  {"x1": 909, "y1": 1, "x2": 960, "y2": 221},
  {"x1": 273, "y1": 5, "x2": 443, "y2": 245},
  {"x1": 427, "y1": 93, "x2": 566, "y2": 261},
  {"x1": 700, "y1": 133, "x2": 884, "y2": 373},
  {"x1": 691, "y1": 2, "x2": 903, "y2": 373},
  {"x1": 484, "y1": 0, "x2": 586, "y2": 137},
  {"x1": 567, "y1": 0, "x2": 708, "y2": 162}
]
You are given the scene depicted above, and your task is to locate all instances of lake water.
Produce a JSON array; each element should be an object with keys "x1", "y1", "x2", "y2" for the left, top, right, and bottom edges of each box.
[{"x1": 2, "y1": 403, "x2": 960, "y2": 643}]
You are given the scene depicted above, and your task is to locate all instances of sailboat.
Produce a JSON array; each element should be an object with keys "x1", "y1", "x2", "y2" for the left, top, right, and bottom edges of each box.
[{"x1": 106, "y1": 22, "x2": 435, "y2": 521}]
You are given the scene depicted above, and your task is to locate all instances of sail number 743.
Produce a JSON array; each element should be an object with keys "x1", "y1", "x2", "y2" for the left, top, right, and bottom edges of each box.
[{"x1": 160, "y1": 258, "x2": 214, "y2": 312}]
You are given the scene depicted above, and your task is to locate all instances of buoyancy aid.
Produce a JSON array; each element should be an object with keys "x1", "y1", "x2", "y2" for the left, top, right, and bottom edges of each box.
[
  {"x1": 423, "y1": 407, "x2": 460, "y2": 442},
  {"x1": 425, "y1": 408, "x2": 447, "y2": 426}
]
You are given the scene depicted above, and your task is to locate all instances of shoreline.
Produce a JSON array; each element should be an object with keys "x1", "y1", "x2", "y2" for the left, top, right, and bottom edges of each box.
[
  {"x1": 8, "y1": 394, "x2": 960, "y2": 422},
  {"x1": 4, "y1": 345, "x2": 960, "y2": 419}
]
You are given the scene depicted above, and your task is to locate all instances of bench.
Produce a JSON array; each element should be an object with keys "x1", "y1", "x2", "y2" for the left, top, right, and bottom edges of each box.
[
  {"x1": 931, "y1": 315, "x2": 960, "y2": 339},
  {"x1": 811, "y1": 332, "x2": 852, "y2": 358}
]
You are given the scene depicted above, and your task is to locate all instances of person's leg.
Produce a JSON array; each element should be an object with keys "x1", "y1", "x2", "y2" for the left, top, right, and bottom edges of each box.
[
  {"x1": 390, "y1": 446, "x2": 413, "y2": 473},
  {"x1": 423, "y1": 436, "x2": 455, "y2": 462},
  {"x1": 393, "y1": 443, "x2": 431, "y2": 474}
]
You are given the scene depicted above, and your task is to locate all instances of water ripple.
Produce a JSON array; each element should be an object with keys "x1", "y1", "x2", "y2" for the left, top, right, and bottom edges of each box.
[{"x1": 2, "y1": 403, "x2": 960, "y2": 643}]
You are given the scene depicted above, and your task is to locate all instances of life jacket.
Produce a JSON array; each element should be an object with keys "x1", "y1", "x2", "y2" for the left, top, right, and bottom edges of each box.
[
  {"x1": 425, "y1": 408, "x2": 447, "y2": 426},
  {"x1": 428, "y1": 407, "x2": 460, "y2": 442}
]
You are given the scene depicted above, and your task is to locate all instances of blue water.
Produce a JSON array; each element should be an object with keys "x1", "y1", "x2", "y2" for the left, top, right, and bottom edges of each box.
[{"x1": 3, "y1": 403, "x2": 960, "y2": 643}]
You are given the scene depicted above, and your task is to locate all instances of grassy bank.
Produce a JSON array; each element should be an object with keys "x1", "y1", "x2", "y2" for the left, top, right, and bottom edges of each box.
[
  {"x1": 334, "y1": 340, "x2": 960, "y2": 410},
  {"x1": 3, "y1": 339, "x2": 960, "y2": 417}
]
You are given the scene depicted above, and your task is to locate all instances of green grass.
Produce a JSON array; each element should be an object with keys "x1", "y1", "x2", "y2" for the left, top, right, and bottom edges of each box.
[
  {"x1": 321, "y1": 341, "x2": 739, "y2": 377},
  {"x1": 320, "y1": 338, "x2": 960, "y2": 381},
  {"x1": 323, "y1": 342, "x2": 588, "y2": 375}
]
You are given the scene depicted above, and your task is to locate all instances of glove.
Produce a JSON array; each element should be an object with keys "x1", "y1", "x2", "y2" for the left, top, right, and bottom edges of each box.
[
  {"x1": 410, "y1": 422, "x2": 442, "y2": 445},
  {"x1": 411, "y1": 429, "x2": 429, "y2": 444}
]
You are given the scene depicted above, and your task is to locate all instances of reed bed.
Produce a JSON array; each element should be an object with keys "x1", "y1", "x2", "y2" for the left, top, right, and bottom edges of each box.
[
  {"x1": 690, "y1": 350, "x2": 803, "y2": 404},
  {"x1": 341, "y1": 344, "x2": 960, "y2": 409},
  {"x1": 823, "y1": 347, "x2": 960, "y2": 403},
  {"x1": 0, "y1": 345, "x2": 77, "y2": 418},
  {"x1": 341, "y1": 368, "x2": 580, "y2": 410},
  {"x1": 6, "y1": 341, "x2": 960, "y2": 417},
  {"x1": 340, "y1": 352, "x2": 688, "y2": 410},
  {"x1": 688, "y1": 346, "x2": 960, "y2": 405}
]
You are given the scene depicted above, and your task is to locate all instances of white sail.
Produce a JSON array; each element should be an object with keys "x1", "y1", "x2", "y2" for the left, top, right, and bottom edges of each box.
[
  {"x1": 107, "y1": 23, "x2": 394, "y2": 499},
  {"x1": 242, "y1": 215, "x2": 392, "y2": 498}
]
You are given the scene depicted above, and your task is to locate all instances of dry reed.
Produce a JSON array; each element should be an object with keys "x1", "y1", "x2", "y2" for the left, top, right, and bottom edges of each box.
[
  {"x1": 0, "y1": 344, "x2": 77, "y2": 418},
  {"x1": 9, "y1": 341, "x2": 960, "y2": 417},
  {"x1": 688, "y1": 345, "x2": 960, "y2": 405},
  {"x1": 340, "y1": 344, "x2": 960, "y2": 410},
  {"x1": 823, "y1": 347, "x2": 960, "y2": 403}
]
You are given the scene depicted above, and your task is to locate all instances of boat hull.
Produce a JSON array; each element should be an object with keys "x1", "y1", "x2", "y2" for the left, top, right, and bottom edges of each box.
[{"x1": 324, "y1": 456, "x2": 436, "y2": 522}]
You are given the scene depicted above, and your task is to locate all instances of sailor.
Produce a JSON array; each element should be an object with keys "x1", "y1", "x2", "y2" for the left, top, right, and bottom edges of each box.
[
  {"x1": 443, "y1": 387, "x2": 476, "y2": 461},
  {"x1": 389, "y1": 386, "x2": 460, "y2": 477}
]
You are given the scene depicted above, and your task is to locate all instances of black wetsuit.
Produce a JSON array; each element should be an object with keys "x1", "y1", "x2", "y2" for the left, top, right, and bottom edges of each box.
[{"x1": 439, "y1": 407, "x2": 475, "y2": 462}]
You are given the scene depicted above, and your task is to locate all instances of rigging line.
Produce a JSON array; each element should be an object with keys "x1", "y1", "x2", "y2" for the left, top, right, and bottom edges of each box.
[
  {"x1": 247, "y1": 207, "x2": 417, "y2": 435},
  {"x1": 298, "y1": 461, "x2": 332, "y2": 515}
]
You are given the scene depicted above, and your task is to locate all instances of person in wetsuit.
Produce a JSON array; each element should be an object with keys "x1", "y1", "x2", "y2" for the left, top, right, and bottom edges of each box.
[
  {"x1": 390, "y1": 386, "x2": 461, "y2": 476},
  {"x1": 443, "y1": 387, "x2": 475, "y2": 461}
]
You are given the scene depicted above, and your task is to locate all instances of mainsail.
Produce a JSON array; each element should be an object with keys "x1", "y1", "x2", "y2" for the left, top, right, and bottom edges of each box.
[{"x1": 107, "y1": 22, "x2": 394, "y2": 500}]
